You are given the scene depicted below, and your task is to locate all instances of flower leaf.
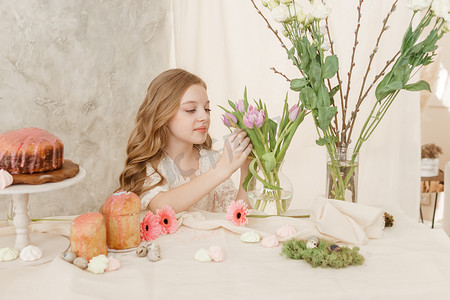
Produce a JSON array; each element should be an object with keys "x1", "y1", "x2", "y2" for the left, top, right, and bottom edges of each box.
[
  {"x1": 329, "y1": 85, "x2": 340, "y2": 99},
  {"x1": 317, "y1": 83, "x2": 330, "y2": 108},
  {"x1": 404, "y1": 80, "x2": 431, "y2": 92},
  {"x1": 322, "y1": 55, "x2": 339, "y2": 79},
  {"x1": 227, "y1": 100, "x2": 236, "y2": 111},
  {"x1": 262, "y1": 152, "x2": 276, "y2": 172},
  {"x1": 317, "y1": 107, "x2": 337, "y2": 132},
  {"x1": 290, "y1": 78, "x2": 308, "y2": 92},
  {"x1": 248, "y1": 159, "x2": 281, "y2": 190},
  {"x1": 375, "y1": 80, "x2": 403, "y2": 102},
  {"x1": 300, "y1": 86, "x2": 317, "y2": 110}
]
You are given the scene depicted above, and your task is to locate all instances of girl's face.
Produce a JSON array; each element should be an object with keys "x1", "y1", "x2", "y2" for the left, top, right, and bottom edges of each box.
[{"x1": 167, "y1": 84, "x2": 211, "y2": 147}]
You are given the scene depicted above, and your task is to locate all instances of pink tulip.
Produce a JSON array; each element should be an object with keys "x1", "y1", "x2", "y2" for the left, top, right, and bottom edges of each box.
[
  {"x1": 243, "y1": 106, "x2": 265, "y2": 129},
  {"x1": 235, "y1": 99, "x2": 245, "y2": 113},
  {"x1": 289, "y1": 105, "x2": 301, "y2": 122},
  {"x1": 222, "y1": 113, "x2": 237, "y2": 127}
]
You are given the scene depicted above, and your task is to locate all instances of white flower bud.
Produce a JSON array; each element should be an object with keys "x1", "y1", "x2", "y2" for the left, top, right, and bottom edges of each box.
[
  {"x1": 280, "y1": 0, "x2": 292, "y2": 4},
  {"x1": 297, "y1": 10, "x2": 307, "y2": 23},
  {"x1": 444, "y1": 21, "x2": 450, "y2": 33},
  {"x1": 432, "y1": 0, "x2": 450, "y2": 21},
  {"x1": 272, "y1": 5, "x2": 290, "y2": 22},
  {"x1": 405, "y1": 0, "x2": 432, "y2": 12},
  {"x1": 268, "y1": 0, "x2": 279, "y2": 10},
  {"x1": 321, "y1": 39, "x2": 331, "y2": 51},
  {"x1": 261, "y1": 0, "x2": 269, "y2": 7},
  {"x1": 311, "y1": 0, "x2": 331, "y2": 20}
]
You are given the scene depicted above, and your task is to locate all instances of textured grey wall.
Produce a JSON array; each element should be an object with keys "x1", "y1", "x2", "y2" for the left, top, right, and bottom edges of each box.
[{"x1": 0, "y1": 0, "x2": 171, "y2": 218}]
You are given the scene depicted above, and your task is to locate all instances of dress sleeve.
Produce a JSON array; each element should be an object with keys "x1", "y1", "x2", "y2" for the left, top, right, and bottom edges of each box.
[
  {"x1": 213, "y1": 177, "x2": 237, "y2": 213},
  {"x1": 140, "y1": 164, "x2": 169, "y2": 210}
]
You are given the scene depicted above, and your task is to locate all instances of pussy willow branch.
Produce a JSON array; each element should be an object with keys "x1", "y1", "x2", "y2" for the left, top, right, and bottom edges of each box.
[
  {"x1": 346, "y1": 0, "x2": 399, "y2": 146},
  {"x1": 345, "y1": 50, "x2": 400, "y2": 145},
  {"x1": 271, "y1": 67, "x2": 291, "y2": 82},
  {"x1": 342, "y1": 0, "x2": 364, "y2": 146},
  {"x1": 345, "y1": 0, "x2": 400, "y2": 148},
  {"x1": 249, "y1": 0, "x2": 290, "y2": 60}
]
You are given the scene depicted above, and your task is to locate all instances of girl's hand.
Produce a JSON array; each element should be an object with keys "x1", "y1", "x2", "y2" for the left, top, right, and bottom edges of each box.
[{"x1": 217, "y1": 129, "x2": 253, "y2": 177}]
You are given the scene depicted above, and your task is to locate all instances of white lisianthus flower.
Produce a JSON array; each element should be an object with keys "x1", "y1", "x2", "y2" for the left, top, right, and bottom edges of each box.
[
  {"x1": 297, "y1": 10, "x2": 307, "y2": 23},
  {"x1": 268, "y1": 0, "x2": 279, "y2": 10},
  {"x1": 405, "y1": 0, "x2": 432, "y2": 11},
  {"x1": 272, "y1": 5, "x2": 290, "y2": 22},
  {"x1": 432, "y1": 0, "x2": 450, "y2": 21},
  {"x1": 288, "y1": 2, "x2": 301, "y2": 18},
  {"x1": 312, "y1": 1, "x2": 331, "y2": 20}
]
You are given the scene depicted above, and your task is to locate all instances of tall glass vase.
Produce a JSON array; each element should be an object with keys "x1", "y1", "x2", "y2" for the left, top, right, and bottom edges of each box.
[
  {"x1": 326, "y1": 147, "x2": 359, "y2": 203},
  {"x1": 247, "y1": 161, "x2": 293, "y2": 215}
]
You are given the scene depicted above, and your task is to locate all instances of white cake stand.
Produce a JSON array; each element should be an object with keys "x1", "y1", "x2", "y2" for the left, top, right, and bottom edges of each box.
[{"x1": 0, "y1": 167, "x2": 86, "y2": 267}]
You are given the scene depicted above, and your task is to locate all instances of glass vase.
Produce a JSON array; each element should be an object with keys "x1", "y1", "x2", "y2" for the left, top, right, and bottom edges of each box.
[
  {"x1": 326, "y1": 147, "x2": 359, "y2": 203},
  {"x1": 247, "y1": 161, "x2": 293, "y2": 215}
]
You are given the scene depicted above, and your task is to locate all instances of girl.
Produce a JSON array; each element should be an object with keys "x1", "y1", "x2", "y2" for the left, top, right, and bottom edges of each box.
[{"x1": 119, "y1": 69, "x2": 252, "y2": 213}]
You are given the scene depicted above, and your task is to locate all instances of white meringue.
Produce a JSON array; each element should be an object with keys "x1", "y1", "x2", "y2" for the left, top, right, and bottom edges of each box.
[
  {"x1": 240, "y1": 231, "x2": 261, "y2": 243},
  {"x1": 208, "y1": 246, "x2": 225, "y2": 262},
  {"x1": 87, "y1": 254, "x2": 109, "y2": 274},
  {"x1": 194, "y1": 248, "x2": 211, "y2": 262},
  {"x1": 0, "y1": 169, "x2": 13, "y2": 189},
  {"x1": 106, "y1": 256, "x2": 120, "y2": 271},
  {"x1": 20, "y1": 245, "x2": 43, "y2": 261},
  {"x1": 276, "y1": 224, "x2": 297, "y2": 238},
  {"x1": 0, "y1": 247, "x2": 19, "y2": 261},
  {"x1": 261, "y1": 235, "x2": 279, "y2": 248}
]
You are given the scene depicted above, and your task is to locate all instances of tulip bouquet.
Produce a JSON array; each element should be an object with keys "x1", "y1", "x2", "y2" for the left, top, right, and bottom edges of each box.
[
  {"x1": 253, "y1": 0, "x2": 449, "y2": 202},
  {"x1": 220, "y1": 88, "x2": 306, "y2": 214}
]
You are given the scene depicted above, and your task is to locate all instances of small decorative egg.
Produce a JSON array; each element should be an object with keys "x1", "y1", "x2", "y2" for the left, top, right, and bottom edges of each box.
[
  {"x1": 328, "y1": 244, "x2": 341, "y2": 253},
  {"x1": 148, "y1": 242, "x2": 160, "y2": 252},
  {"x1": 136, "y1": 245, "x2": 148, "y2": 257},
  {"x1": 147, "y1": 248, "x2": 161, "y2": 262},
  {"x1": 306, "y1": 236, "x2": 319, "y2": 249},
  {"x1": 73, "y1": 257, "x2": 89, "y2": 269},
  {"x1": 62, "y1": 251, "x2": 77, "y2": 263}
]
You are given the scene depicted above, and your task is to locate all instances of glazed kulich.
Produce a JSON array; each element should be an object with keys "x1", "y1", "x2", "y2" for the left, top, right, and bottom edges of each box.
[
  {"x1": 70, "y1": 212, "x2": 108, "y2": 260},
  {"x1": 0, "y1": 127, "x2": 64, "y2": 174},
  {"x1": 103, "y1": 191, "x2": 141, "y2": 250}
]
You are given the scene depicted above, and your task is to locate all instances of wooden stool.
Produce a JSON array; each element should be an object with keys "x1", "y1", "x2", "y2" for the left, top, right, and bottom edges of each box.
[{"x1": 421, "y1": 170, "x2": 444, "y2": 228}]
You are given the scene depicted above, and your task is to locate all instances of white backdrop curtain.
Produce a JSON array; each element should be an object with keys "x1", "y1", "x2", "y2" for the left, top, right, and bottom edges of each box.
[{"x1": 170, "y1": 0, "x2": 421, "y2": 218}]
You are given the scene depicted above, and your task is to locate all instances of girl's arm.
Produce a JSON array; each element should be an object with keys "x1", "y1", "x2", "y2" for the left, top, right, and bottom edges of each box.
[{"x1": 149, "y1": 130, "x2": 252, "y2": 213}]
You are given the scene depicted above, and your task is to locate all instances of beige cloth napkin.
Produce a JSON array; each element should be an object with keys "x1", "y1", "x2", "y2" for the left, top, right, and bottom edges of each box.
[{"x1": 310, "y1": 197, "x2": 385, "y2": 245}]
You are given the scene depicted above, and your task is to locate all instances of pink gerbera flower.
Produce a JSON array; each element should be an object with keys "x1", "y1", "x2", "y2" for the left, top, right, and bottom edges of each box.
[
  {"x1": 156, "y1": 205, "x2": 179, "y2": 234},
  {"x1": 140, "y1": 211, "x2": 161, "y2": 241},
  {"x1": 226, "y1": 200, "x2": 249, "y2": 226}
]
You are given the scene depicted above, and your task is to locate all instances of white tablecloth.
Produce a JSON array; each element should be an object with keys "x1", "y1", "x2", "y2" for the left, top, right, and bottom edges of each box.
[{"x1": 1, "y1": 206, "x2": 450, "y2": 300}]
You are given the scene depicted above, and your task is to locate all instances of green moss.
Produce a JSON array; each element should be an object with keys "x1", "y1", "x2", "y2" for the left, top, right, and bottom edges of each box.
[{"x1": 281, "y1": 239, "x2": 364, "y2": 268}]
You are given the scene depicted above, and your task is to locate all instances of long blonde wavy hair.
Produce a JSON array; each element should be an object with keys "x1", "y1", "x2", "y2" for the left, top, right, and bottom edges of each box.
[{"x1": 119, "y1": 69, "x2": 212, "y2": 196}]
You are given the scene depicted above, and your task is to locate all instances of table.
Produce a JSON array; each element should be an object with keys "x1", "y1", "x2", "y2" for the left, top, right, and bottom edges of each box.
[
  {"x1": 0, "y1": 167, "x2": 86, "y2": 266},
  {"x1": 1, "y1": 205, "x2": 450, "y2": 299},
  {"x1": 420, "y1": 170, "x2": 444, "y2": 228}
]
